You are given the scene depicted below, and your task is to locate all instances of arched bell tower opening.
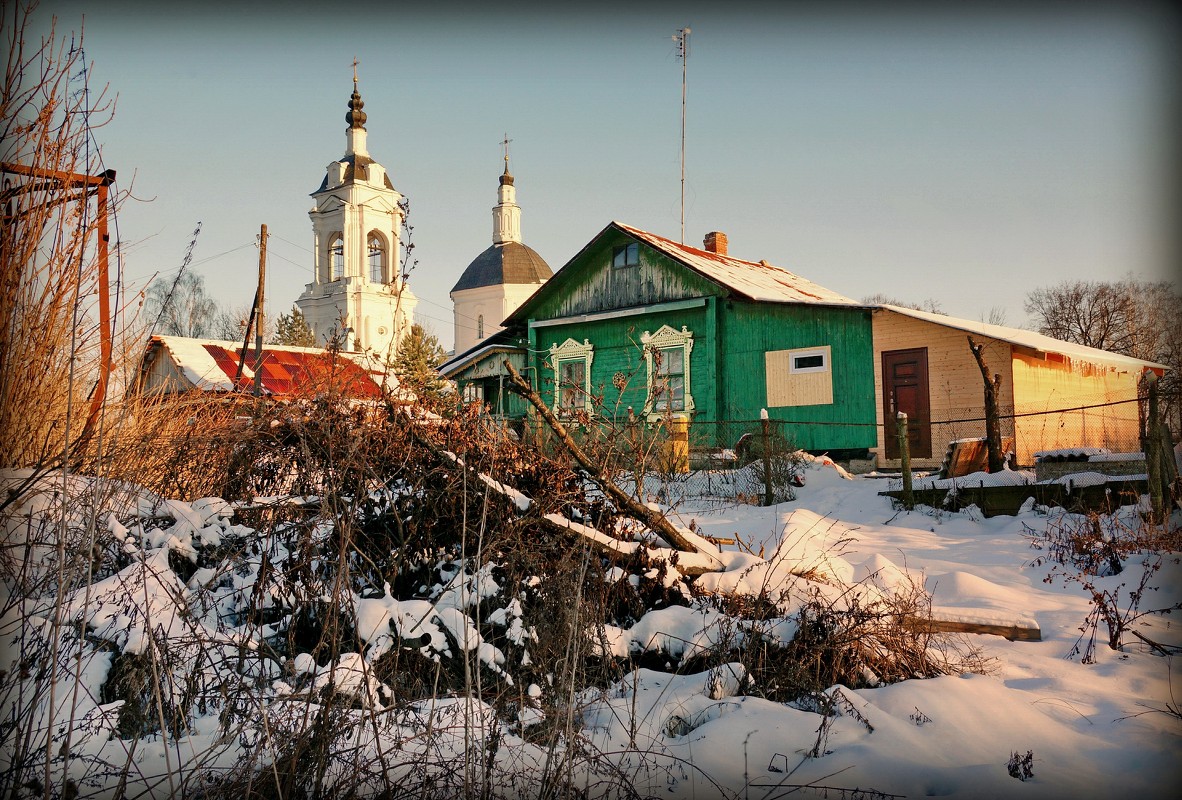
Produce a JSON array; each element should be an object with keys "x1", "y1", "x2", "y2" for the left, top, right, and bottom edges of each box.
[{"x1": 296, "y1": 68, "x2": 418, "y2": 359}]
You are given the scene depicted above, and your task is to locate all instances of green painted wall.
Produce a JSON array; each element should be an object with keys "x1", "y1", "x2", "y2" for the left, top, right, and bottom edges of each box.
[
  {"x1": 529, "y1": 303, "x2": 714, "y2": 423},
  {"x1": 719, "y1": 302, "x2": 876, "y2": 450},
  {"x1": 515, "y1": 226, "x2": 876, "y2": 453}
]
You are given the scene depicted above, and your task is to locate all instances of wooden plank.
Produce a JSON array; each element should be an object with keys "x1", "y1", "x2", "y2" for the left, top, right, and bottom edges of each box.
[{"x1": 906, "y1": 616, "x2": 1041, "y2": 642}]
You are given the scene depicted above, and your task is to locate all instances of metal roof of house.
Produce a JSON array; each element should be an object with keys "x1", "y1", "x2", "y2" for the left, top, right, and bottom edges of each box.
[
  {"x1": 615, "y1": 222, "x2": 860, "y2": 306},
  {"x1": 438, "y1": 328, "x2": 521, "y2": 377},
  {"x1": 877, "y1": 305, "x2": 1168, "y2": 372},
  {"x1": 140, "y1": 336, "x2": 392, "y2": 398},
  {"x1": 451, "y1": 241, "x2": 552, "y2": 293}
]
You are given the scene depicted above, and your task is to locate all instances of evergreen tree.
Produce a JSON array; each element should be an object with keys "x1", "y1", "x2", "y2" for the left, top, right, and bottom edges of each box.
[
  {"x1": 393, "y1": 324, "x2": 447, "y2": 392},
  {"x1": 273, "y1": 307, "x2": 318, "y2": 347}
]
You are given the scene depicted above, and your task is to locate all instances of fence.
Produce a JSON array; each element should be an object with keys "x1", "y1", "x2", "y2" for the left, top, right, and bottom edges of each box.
[{"x1": 510, "y1": 392, "x2": 1167, "y2": 506}]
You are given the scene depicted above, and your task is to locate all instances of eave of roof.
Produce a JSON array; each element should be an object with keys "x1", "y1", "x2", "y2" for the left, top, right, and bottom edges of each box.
[{"x1": 876, "y1": 305, "x2": 1168, "y2": 372}]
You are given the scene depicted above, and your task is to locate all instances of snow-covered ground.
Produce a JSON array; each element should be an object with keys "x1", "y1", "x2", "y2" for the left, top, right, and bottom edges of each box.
[{"x1": 2, "y1": 460, "x2": 1179, "y2": 799}]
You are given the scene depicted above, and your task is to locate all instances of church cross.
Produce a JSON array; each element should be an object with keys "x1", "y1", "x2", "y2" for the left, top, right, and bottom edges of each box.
[{"x1": 501, "y1": 133, "x2": 512, "y2": 167}]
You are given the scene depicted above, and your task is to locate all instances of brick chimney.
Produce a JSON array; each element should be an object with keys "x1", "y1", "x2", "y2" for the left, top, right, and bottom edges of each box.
[{"x1": 703, "y1": 231, "x2": 728, "y2": 255}]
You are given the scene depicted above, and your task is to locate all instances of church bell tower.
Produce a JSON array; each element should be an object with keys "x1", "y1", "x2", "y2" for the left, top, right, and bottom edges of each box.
[{"x1": 296, "y1": 68, "x2": 417, "y2": 358}]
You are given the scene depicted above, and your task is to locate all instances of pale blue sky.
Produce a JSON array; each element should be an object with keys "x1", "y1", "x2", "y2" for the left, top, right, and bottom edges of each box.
[{"x1": 34, "y1": 1, "x2": 1179, "y2": 349}]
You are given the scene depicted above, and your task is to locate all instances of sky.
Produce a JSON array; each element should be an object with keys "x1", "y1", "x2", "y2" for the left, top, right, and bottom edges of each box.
[{"x1": 27, "y1": 1, "x2": 1181, "y2": 351}]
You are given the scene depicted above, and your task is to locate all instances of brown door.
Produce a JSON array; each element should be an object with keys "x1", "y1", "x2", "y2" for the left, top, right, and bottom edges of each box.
[{"x1": 883, "y1": 348, "x2": 931, "y2": 459}]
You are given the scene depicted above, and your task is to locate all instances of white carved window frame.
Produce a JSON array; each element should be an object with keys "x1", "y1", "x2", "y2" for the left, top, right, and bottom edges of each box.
[
  {"x1": 550, "y1": 337, "x2": 595, "y2": 415},
  {"x1": 642, "y1": 324, "x2": 695, "y2": 419}
]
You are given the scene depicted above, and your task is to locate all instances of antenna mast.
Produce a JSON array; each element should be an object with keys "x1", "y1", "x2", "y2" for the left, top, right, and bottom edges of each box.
[{"x1": 674, "y1": 26, "x2": 690, "y2": 243}]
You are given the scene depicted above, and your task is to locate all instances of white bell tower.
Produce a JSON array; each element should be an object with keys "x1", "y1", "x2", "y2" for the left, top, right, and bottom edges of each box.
[{"x1": 296, "y1": 68, "x2": 417, "y2": 359}]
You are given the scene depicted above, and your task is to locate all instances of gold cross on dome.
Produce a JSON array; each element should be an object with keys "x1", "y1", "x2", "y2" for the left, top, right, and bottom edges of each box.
[
  {"x1": 501, "y1": 133, "x2": 512, "y2": 165},
  {"x1": 352, "y1": 57, "x2": 359, "y2": 84}
]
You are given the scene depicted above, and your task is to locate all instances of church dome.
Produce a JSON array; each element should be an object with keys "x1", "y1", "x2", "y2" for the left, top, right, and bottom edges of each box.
[{"x1": 451, "y1": 241, "x2": 552, "y2": 293}]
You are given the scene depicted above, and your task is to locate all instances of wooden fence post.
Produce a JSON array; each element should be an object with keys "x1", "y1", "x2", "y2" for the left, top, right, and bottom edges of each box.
[
  {"x1": 761, "y1": 409, "x2": 774, "y2": 507},
  {"x1": 1143, "y1": 373, "x2": 1164, "y2": 521},
  {"x1": 898, "y1": 411, "x2": 914, "y2": 510}
]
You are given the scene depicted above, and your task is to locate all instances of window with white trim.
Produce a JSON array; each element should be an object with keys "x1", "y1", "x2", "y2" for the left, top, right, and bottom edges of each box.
[
  {"x1": 642, "y1": 325, "x2": 694, "y2": 418},
  {"x1": 550, "y1": 338, "x2": 594, "y2": 415},
  {"x1": 789, "y1": 348, "x2": 828, "y2": 374}
]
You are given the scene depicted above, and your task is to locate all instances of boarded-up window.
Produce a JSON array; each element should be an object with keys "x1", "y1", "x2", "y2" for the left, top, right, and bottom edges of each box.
[{"x1": 766, "y1": 345, "x2": 833, "y2": 406}]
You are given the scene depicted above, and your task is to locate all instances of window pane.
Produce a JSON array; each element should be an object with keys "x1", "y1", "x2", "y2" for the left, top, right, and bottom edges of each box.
[
  {"x1": 794, "y1": 354, "x2": 825, "y2": 370},
  {"x1": 559, "y1": 360, "x2": 585, "y2": 410}
]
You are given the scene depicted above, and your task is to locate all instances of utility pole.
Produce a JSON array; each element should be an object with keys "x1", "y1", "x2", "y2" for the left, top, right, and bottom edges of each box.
[
  {"x1": 253, "y1": 224, "x2": 268, "y2": 397},
  {"x1": 674, "y1": 27, "x2": 690, "y2": 244}
]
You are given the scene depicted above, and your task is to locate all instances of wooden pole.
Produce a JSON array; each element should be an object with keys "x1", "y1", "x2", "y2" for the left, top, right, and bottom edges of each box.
[
  {"x1": 1143, "y1": 373, "x2": 1163, "y2": 521},
  {"x1": 898, "y1": 411, "x2": 913, "y2": 510},
  {"x1": 761, "y1": 409, "x2": 774, "y2": 506},
  {"x1": 253, "y1": 224, "x2": 268, "y2": 398}
]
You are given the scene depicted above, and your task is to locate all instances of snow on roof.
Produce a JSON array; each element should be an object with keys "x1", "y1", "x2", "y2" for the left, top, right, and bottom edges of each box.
[
  {"x1": 438, "y1": 329, "x2": 520, "y2": 377},
  {"x1": 615, "y1": 222, "x2": 859, "y2": 307},
  {"x1": 878, "y1": 304, "x2": 1167, "y2": 372},
  {"x1": 144, "y1": 336, "x2": 392, "y2": 398}
]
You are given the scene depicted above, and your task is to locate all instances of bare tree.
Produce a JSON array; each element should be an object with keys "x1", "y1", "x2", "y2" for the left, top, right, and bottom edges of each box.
[
  {"x1": 1, "y1": 1, "x2": 121, "y2": 469},
  {"x1": 144, "y1": 271, "x2": 219, "y2": 338},
  {"x1": 968, "y1": 337, "x2": 1006, "y2": 473},
  {"x1": 861, "y1": 292, "x2": 944, "y2": 314},
  {"x1": 212, "y1": 301, "x2": 276, "y2": 343},
  {"x1": 1025, "y1": 276, "x2": 1182, "y2": 431}
]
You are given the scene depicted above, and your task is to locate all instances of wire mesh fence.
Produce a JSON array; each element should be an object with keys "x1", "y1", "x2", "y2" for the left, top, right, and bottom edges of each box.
[{"x1": 513, "y1": 391, "x2": 1166, "y2": 506}]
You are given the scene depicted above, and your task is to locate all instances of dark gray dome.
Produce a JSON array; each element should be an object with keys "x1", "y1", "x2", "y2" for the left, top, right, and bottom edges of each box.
[{"x1": 451, "y1": 241, "x2": 552, "y2": 293}]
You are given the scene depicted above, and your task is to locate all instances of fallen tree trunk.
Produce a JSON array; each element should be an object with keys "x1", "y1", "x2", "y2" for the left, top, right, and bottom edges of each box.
[
  {"x1": 502, "y1": 360, "x2": 717, "y2": 558},
  {"x1": 387, "y1": 399, "x2": 725, "y2": 577}
]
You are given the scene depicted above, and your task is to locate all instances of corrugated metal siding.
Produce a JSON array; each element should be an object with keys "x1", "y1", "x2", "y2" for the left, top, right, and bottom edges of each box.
[{"x1": 720, "y1": 303, "x2": 876, "y2": 450}]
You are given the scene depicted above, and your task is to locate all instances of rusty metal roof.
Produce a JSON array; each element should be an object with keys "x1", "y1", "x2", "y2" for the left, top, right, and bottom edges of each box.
[{"x1": 141, "y1": 336, "x2": 389, "y2": 398}]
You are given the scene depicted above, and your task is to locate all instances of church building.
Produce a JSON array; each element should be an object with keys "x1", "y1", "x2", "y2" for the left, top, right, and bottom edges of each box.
[
  {"x1": 296, "y1": 75, "x2": 417, "y2": 358},
  {"x1": 449, "y1": 156, "x2": 552, "y2": 356}
]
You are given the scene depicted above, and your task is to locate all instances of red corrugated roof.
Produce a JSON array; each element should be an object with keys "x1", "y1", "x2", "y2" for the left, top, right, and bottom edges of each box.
[{"x1": 198, "y1": 343, "x2": 386, "y2": 398}]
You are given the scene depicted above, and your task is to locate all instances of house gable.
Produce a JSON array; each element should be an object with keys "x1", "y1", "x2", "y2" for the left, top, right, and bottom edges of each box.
[{"x1": 511, "y1": 224, "x2": 724, "y2": 324}]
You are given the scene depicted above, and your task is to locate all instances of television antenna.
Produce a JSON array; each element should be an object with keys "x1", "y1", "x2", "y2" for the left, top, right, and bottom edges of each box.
[{"x1": 673, "y1": 27, "x2": 690, "y2": 243}]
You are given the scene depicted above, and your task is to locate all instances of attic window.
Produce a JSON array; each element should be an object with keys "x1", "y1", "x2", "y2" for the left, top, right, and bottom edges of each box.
[{"x1": 612, "y1": 242, "x2": 639, "y2": 268}]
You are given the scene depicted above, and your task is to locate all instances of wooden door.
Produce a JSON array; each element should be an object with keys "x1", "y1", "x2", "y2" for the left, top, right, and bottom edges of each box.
[{"x1": 883, "y1": 348, "x2": 931, "y2": 459}]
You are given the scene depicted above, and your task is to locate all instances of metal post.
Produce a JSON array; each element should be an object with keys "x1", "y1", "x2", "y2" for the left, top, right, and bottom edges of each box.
[{"x1": 897, "y1": 411, "x2": 913, "y2": 510}]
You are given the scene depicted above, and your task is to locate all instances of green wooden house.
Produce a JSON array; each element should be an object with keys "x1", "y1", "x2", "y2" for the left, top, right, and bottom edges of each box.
[{"x1": 442, "y1": 221, "x2": 876, "y2": 455}]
